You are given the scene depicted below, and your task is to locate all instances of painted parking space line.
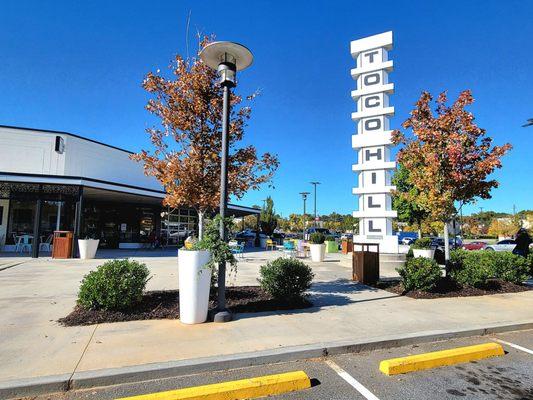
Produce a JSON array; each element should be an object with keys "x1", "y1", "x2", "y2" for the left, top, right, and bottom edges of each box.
[
  {"x1": 495, "y1": 339, "x2": 533, "y2": 355},
  {"x1": 325, "y1": 360, "x2": 380, "y2": 400}
]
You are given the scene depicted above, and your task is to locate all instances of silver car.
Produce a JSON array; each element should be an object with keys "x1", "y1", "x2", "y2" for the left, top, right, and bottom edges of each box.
[{"x1": 485, "y1": 239, "x2": 516, "y2": 252}]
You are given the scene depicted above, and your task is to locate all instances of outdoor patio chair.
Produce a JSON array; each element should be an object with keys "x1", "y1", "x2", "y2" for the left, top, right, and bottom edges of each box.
[
  {"x1": 39, "y1": 234, "x2": 54, "y2": 252},
  {"x1": 15, "y1": 235, "x2": 32, "y2": 253},
  {"x1": 230, "y1": 243, "x2": 245, "y2": 259},
  {"x1": 266, "y1": 239, "x2": 276, "y2": 250},
  {"x1": 282, "y1": 241, "x2": 296, "y2": 258},
  {"x1": 296, "y1": 240, "x2": 308, "y2": 258}
]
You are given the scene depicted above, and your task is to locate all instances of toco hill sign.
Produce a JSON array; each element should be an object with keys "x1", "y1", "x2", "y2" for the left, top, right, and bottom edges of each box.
[{"x1": 351, "y1": 31, "x2": 399, "y2": 254}]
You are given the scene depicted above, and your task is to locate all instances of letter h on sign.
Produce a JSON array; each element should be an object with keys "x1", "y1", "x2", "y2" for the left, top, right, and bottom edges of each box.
[{"x1": 365, "y1": 148, "x2": 382, "y2": 161}]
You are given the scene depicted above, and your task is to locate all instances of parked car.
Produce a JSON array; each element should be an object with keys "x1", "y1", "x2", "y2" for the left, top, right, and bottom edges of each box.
[
  {"x1": 431, "y1": 237, "x2": 463, "y2": 265},
  {"x1": 401, "y1": 237, "x2": 416, "y2": 245},
  {"x1": 462, "y1": 241, "x2": 487, "y2": 251},
  {"x1": 396, "y1": 231, "x2": 418, "y2": 245},
  {"x1": 485, "y1": 239, "x2": 516, "y2": 252},
  {"x1": 430, "y1": 237, "x2": 463, "y2": 250}
]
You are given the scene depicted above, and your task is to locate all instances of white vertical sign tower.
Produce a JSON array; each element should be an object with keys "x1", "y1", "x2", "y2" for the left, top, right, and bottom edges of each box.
[{"x1": 350, "y1": 31, "x2": 398, "y2": 254}]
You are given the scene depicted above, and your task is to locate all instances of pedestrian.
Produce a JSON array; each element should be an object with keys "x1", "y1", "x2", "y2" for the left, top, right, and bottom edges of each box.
[{"x1": 512, "y1": 228, "x2": 532, "y2": 257}]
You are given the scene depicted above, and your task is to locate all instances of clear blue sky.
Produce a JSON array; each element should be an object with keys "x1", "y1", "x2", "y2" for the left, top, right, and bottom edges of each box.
[{"x1": 1, "y1": 1, "x2": 531, "y2": 217}]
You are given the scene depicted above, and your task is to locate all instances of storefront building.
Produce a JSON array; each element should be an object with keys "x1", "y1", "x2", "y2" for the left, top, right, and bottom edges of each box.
[{"x1": 0, "y1": 125, "x2": 260, "y2": 256}]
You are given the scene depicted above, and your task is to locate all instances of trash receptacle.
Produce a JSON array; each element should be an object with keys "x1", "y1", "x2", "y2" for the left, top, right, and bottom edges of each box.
[
  {"x1": 352, "y1": 243, "x2": 379, "y2": 284},
  {"x1": 52, "y1": 231, "x2": 73, "y2": 259}
]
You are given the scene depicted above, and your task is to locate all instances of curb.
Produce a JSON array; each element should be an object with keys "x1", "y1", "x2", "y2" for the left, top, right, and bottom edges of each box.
[
  {"x1": 379, "y1": 342, "x2": 505, "y2": 375},
  {"x1": 2, "y1": 321, "x2": 533, "y2": 399},
  {"x1": 115, "y1": 370, "x2": 311, "y2": 400}
]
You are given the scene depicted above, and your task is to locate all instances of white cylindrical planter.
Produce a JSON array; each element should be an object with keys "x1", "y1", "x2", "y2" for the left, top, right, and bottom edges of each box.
[
  {"x1": 413, "y1": 249, "x2": 435, "y2": 259},
  {"x1": 78, "y1": 239, "x2": 99, "y2": 259},
  {"x1": 309, "y1": 243, "x2": 326, "y2": 262},
  {"x1": 178, "y1": 249, "x2": 212, "y2": 324}
]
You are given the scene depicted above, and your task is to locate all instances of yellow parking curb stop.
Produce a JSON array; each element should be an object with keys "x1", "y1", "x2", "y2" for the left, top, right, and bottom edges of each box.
[
  {"x1": 116, "y1": 370, "x2": 311, "y2": 400},
  {"x1": 379, "y1": 342, "x2": 504, "y2": 375}
]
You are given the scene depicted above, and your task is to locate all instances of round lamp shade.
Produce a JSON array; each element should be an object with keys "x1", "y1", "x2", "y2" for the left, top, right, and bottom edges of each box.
[{"x1": 199, "y1": 41, "x2": 253, "y2": 71}]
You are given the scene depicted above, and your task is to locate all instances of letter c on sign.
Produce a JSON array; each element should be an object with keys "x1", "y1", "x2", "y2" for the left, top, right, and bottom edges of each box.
[
  {"x1": 364, "y1": 95, "x2": 380, "y2": 108},
  {"x1": 363, "y1": 73, "x2": 380, "y2": 86}
]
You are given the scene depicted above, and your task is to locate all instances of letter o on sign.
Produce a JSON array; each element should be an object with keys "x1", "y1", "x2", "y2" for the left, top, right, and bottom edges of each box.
[
  {"x1": 364, "y1": 118, "x2": 381, "y2": 131},
  {"x1": 363, "y1": 73, "x2": 380, "y2": 86}
]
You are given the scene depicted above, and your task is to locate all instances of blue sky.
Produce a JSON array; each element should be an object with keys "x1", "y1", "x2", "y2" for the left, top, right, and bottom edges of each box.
[{"x1": 1, "y1": 1, "x2": 531, "y2": 217}]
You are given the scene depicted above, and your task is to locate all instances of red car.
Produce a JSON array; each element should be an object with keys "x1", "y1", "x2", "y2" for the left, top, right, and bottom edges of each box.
[{"x1": 462, "y1": 241, "x2": 487, "y2": 250}]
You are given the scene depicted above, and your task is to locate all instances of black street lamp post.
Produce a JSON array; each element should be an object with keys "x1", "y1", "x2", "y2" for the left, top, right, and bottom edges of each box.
[
  {"x1": 299, "y1": 192, "x2": 310, "y2": 239},
  {"x1": 310, "y1": 181, "x2": 320, "y2": 226},
  {"x1": 199, "y1": 41, "x2": 253, "y2": 323}
]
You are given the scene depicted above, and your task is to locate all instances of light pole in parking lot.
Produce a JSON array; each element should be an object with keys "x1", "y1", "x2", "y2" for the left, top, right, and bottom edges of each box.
[
  {"x1": 199, "y1": 41, "x2": 253, "y2": 323},
  {"x1": 299, "y1": 192, "x2": 310, "y2": 239},
  {"x1": 310, "y1": 181, "x2": 320, "y2": 226}
]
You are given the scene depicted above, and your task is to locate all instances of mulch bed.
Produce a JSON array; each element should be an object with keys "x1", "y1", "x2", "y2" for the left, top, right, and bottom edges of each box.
[
  {"x1": 374, "y1": 278, "x2": 531, "y2": 299},
  {"x1": 58, "y1": 286, "x2": 312, "y2": 326}
]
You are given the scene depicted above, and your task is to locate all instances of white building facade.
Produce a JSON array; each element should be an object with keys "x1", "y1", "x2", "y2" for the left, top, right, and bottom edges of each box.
[
  {"x1": 350, "y1": 32, "x2": 399, "y2": 254},
  {"x1": 0, "y1": 125, "x2": 260, "y2": 255}
]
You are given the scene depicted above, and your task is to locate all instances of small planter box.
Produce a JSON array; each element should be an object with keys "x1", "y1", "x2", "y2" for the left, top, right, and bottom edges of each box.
[
  {"x1": 309, "y1": 243, "x2": 326, "y2": 262},
  {"x1": 413, "y1": 249, "x2": 435, "y2": 259},
  {"x1": 352, "y1": 243, "x2": 380, "y2": 285},
  {"x1": 325, "y1": 240, "x2": 338, "y2": 253},
  {"x1": 178, "y1": 249, "x2": 212, "y2": 324},
  {"x1": 78, "y1": 239, "x2": 99, "y2": 259},
  {"x1": 341, "y1": 240, "x2": 353, "y2": 254}
]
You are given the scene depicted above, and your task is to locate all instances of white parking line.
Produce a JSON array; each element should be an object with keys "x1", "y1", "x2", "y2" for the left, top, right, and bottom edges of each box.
[
  {"x1": 325, "y1": 359, "x2": 380, "y2": 400},
  {"x1": 495, "y1": 338, "x2": 533, "y2": 355}
]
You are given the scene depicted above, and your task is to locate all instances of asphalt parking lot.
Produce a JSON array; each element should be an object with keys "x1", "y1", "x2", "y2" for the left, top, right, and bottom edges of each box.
[{"x1": 17, "y1": 329, "x2": 533, "y2": 400}]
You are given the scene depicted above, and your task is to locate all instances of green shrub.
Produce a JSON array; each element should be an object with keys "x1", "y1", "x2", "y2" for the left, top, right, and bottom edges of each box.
[
  {"x1": 490, "y1": 252, "x2": 529, "y2": 284},
  {"x1": 449, "y1": 250, "x2": 529, "y2": 287},
  {"x1": 325, "y1": 235, "x2": 336, "y2": 242},
  {"x1": 527, "y1": 253, "x2": 533, "y2": 277},
  {"x1": 396, "y1": 257, "x2": 442, "y2": 292},
  {"x1": 309, "y1": 232, "x2": 325, "y2": 244},
  {"x1": 258, "y1": 257, "x2": 314, "y2": 300},
  {"x1": 449, "y1": 251, "x2": 493, "y2": 288},
  {"x1": 411, "y1": 238, "x2": 432, "y2": 249},
  {"x1": 78, "y1": 259, "x2": 150, "y2": 311},
  {"x1": 449, "y1": 249, "x2": 469, "y2": 270}
]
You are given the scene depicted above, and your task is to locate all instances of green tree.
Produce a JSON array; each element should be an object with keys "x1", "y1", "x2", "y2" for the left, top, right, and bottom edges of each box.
[
  {"x1": 391, "y1": 163, "x2": 429, "y2": 238},
  {"x1": 260, "y1": 196, "x2": 277, "y2": 236}
]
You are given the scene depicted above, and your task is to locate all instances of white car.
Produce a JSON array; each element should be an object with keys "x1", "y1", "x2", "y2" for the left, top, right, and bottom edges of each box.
[{"x1": 485, "y1": 239, "x2": 516, "y2": 252}]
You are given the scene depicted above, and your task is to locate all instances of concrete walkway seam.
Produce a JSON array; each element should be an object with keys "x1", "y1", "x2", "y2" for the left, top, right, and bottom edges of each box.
[{"x1": 1, "y1": 320, "x2": 532, "y2": 399}]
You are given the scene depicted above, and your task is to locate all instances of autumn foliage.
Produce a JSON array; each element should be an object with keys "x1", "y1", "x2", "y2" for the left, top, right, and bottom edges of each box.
[
  {"x1": 392, "y1": 90, "x2": 511, "y2": 222},
  {"x1": 132, "y1": 37, "x2": 279, "y2": 234}
]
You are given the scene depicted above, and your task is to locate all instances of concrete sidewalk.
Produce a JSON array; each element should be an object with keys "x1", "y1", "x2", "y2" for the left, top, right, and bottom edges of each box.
[{"x1": 1, "y1": 250, "x2": 532, "y2": 395}]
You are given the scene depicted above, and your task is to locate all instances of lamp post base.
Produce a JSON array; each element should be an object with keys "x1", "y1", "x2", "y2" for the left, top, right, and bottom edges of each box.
[{"x1": 213, "y1": 310, "x2": 233, "y2": 323}]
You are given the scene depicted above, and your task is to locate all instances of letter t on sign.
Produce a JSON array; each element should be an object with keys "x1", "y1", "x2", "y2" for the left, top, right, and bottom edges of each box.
[{"x1": 363, "y1": 50, "x2": 379, "y2": 64}]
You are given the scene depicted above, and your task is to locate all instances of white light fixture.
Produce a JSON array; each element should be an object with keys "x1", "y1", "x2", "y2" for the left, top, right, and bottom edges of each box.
[{"x1": 199, "y1": 41, "x2": 253, "y2": 86}]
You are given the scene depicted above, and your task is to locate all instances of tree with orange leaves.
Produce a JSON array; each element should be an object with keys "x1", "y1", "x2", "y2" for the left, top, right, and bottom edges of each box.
[
  {"x1": 392, "y1": 90, "x2": 511, "y2": 264},
  {"x1": 132, "y1": 37, "x2": 279, "y2": 239}
]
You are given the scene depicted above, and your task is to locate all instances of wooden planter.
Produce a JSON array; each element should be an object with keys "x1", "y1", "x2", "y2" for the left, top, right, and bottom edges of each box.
[{"x1": 341, "y1": 240, "x2": 353, "y2": 254}]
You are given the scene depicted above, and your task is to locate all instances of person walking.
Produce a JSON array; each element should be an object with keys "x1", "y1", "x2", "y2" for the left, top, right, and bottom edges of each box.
[{"x1": 513, "y1": 228, "x2": 532, "y2": 257}]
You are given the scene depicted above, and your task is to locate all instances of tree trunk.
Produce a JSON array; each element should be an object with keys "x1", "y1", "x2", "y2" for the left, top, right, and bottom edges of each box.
[
  {"x1": 198, "y1": 210, "x2": 204, "y2": 241},
  {"x1": 443, "y1": 220, "x2": 450, "y2": 274}
]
